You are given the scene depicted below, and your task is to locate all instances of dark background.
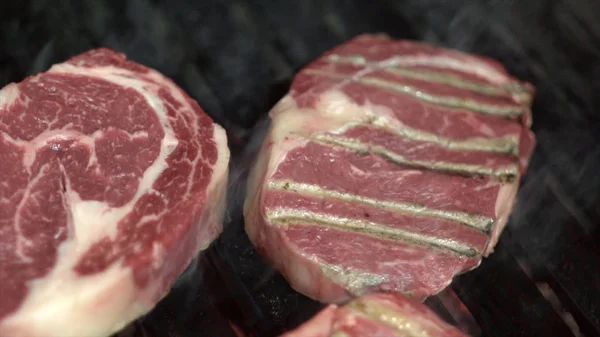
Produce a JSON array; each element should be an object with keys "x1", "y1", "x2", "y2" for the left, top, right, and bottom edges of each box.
[{"x1": 1, "y1": 1, "x2": 599, "y2": 337}]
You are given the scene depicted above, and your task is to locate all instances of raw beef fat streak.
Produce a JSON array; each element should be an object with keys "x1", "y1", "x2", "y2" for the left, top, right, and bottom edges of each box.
[
  {"x1": 244, "y1": 34, "x2": 535, "y2": 303},
  {"x1": 0, "y1": 49, "x2": 229, "y2": 337},
  {"x1": 280, "y1": 293, "x2": 468, "y2": 337}
]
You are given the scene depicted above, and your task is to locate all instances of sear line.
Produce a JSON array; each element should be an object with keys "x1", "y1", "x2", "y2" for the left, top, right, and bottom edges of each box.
[
  {"x1": 267, "y1": 208, "x2": 480, "y2": 257},
  {"x1": 312, "y1": 133, "x2": 519, "y2": 181},
  {"x1": 268, "y1": 180, "x2": 494, "y2": 234},
  {"x1": 327, "y1": 53, "x2": 533, "y2": 97},
  {"x1": 345, "y1": 121, "x2": 520, "y2": 156},
  {"x1": 304, "y1": 69, "x2": 524, "y2": 118}
]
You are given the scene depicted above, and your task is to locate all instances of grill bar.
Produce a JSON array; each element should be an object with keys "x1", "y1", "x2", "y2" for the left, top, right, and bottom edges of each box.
[
  {"x1": 549, "y1": 234, "x2": 600, "y2": 335},
  {"x1": 451, "y1": 241, "x2": 576, "y2": 337},
  {"x1": 507, "y1": 228, "x2": 600, "y2": 337},
  {"x1": 423, "y1": 296, "x2": 458, "y2": 327}
]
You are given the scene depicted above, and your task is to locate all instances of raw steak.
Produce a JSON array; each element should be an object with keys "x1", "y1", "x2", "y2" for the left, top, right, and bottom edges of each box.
[
  {"x1": 280, "y1": 293, "x2": 468, "y2": 337},
  {"x1": 244, "y1": 34, "x2": 535, "y2": 303},
  {"x1": 0, "y1": 49, "x2": 230, "y2": 337}
]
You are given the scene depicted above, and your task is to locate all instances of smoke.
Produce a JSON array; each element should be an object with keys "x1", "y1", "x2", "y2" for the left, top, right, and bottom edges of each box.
[
  {"x1": 223, "y1": 115, "x2": 272, "y2": 226},
  {"x1": 434, "y1": 288, "x2": 481, "y2": 337}
]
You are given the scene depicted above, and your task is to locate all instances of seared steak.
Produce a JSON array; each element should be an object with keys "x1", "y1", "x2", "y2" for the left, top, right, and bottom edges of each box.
[{"x1": 244, "y1": 34, "x2": 535, "y2": 303}]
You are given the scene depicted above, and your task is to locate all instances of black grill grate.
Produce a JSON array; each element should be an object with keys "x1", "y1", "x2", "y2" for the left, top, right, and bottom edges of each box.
[{"x1": 2, "y1": 0, "x2": 599, "y2": 336}]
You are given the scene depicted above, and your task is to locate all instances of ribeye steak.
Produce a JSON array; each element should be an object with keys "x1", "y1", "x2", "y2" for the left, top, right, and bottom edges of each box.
[
  {"x1": 0, "y1": 49, "x2": 230, "y2": 337},
  {"x1": 244, "y1": 34, "x2": 535, "y2": 303},
  {"x1": 280, "y1": 293, "x2": 468, "y2": 337}
]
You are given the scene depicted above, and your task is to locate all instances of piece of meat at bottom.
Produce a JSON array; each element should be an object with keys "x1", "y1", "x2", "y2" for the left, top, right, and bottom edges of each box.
[{"x1": 280, "y1": 293, "x2": 469, "y2": 337}]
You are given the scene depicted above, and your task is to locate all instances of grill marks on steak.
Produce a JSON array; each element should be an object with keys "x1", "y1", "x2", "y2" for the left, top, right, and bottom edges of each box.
[
  {"x1": 310, "y1": 129, "x2": 519, "y2": 180},
  {"x1": 304, "y1": 69, "x2": 525, "y2": 119},
  {"x1": 294, "y1": 61, "x2": 530, "y2": 182},
  {"x1": 245, "y1": 34, "x2": 535, "y2": 303},
  {"x1": 324, "y1": 54, "x2": 533, "y2": 103},
  {"x1": 284, "y1": 225, "x2": 480, "y2": 299},
  {"x1": 0, "y1": 49, "x2": 229, "y2": 337},
  {"x1": 267, "y1": 180, "x2": 492, "y2": 234},
  {"x1": 331, "y1": 121, "x2": 519, "y2": 155},
  {"x1": 279, "y1": 293, "x2": 468, "y2": 337},
  {"x1": 270, "y1": 143, "x2": 499, "y2": 227},
  {"x1": 268, "y1": 208, "x2": 478, "y2": 257},
  {"x1": 291, "y1": 74, "x2": 528, "y2": 170},
  {"x1": 319, "y1": 35, "x2": 532, "y2": 95},
  {"x1": 264, "y1": 191, "x2": 488, "y2": 252}
]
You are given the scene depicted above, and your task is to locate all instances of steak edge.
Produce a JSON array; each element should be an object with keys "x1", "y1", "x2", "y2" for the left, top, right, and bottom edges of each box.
[
  {"x1": 280, "y1": 293, "x2": 469, "y2": 337},
  {"x1": 0, "y1": 49, "x2": 230, "y2": 337},
  {"x1": 244, "y1": 34, "x2": 535, "y2": 303}
]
